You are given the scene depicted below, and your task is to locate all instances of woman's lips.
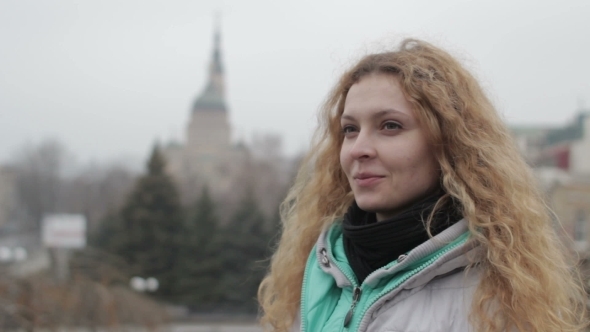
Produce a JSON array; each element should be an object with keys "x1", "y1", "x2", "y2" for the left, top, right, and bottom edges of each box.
[{"x1": 354, "y1": 175, "x2": 385, "y2": 187}]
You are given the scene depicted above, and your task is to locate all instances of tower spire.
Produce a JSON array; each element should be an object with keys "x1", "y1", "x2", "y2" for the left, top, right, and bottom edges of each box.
[
  {"x1": 211, "y1": 11, "x2": 223, "y2": 76},
  {"x1": 192, "y1": 16, "x2": 227, "y2": 114}
]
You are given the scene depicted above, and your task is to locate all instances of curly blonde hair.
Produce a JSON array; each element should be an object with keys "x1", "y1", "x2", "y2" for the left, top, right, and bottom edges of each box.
[{"x1": 258, "y1": 39, "x2": 587, "y2": 331}]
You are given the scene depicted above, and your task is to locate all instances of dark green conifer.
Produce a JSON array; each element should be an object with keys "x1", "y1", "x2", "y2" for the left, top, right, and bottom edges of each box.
[
  {"x1": 217, "y1": 188, "x2": 272, "y2": 312},
  {"x1": 176, "y1": 186, "x2": 223, "y2": 310},
  {"x1": 102, "y1": 144, "x2": 185, "y2": 301}
]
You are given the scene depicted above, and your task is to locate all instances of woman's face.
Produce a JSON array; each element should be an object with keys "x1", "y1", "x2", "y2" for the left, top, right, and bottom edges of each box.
[{"x1": 340, "y1": 73, "x2": 440, "y2": 221}]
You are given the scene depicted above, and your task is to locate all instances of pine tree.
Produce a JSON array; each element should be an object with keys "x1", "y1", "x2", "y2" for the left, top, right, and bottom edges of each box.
[
  {"x1": 217, "y1": 188, "x2": 273, "y2": 312},
  {"x1": 93, "y1": 212, "x2": 126, "y2": 255},
  {"x1": 103, "y1": 145, "x2": 185, "y2": 301},
  {"x1": 176, "y1": 186, "x2": 224, "y2": 310}
]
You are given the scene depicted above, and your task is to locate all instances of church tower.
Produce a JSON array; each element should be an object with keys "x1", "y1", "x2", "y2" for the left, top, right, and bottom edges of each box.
[
  {"x1": 186, "y1": 24, "x2": 231, "y2": 154},
  {"x1": 164, "y1": 22, "x2": 237, "y2": 197},
  {"x1": 181, "y1": 23, "x2": 233, "y2": 189}
]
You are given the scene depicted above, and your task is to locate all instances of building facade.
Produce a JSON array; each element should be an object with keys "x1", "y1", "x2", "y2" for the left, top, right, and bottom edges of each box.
[
  {"x1": 570, "y1": 114, "x2": 590, "y2": 175},
  {"x1": 548, "y1": 180, "x2": 590, "y2": 256}
]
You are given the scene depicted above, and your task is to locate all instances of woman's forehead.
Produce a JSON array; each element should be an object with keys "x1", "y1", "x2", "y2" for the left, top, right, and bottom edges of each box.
[{"x1": 342, "y1": 74, "x2": 414, "y2": 119}]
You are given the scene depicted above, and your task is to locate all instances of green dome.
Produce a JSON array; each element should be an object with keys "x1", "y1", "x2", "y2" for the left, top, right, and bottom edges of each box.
[{"x1": 192, "y1": 82, "x2": 226, "y2": 113}]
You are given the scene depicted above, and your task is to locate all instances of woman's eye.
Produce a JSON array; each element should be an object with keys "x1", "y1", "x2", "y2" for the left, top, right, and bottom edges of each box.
[
  {"x1": 341, "y1": 125, "x2": 357, "y2": 135},
  {"x1": 383, "y1": 122, "x2": 402, "y2": 130}
]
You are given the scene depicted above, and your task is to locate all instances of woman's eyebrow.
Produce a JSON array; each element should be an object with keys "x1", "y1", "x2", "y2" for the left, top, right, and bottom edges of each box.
[
  {"x1": 341, "y1": 109, "x2": 408, "y2": 121},
  {"x1": 378, "y1": 108, "x2": 412, "y2": 118}
]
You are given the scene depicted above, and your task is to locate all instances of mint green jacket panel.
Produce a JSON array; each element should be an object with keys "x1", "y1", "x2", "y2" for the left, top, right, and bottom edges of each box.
[{"x1": 300, "y1": 219, "x2": 480, "y2": 332}]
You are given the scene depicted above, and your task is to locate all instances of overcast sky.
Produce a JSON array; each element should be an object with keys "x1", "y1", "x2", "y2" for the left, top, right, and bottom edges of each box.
[{"x1": 1, "y1": 0, "x2": 589, "y2": 166}]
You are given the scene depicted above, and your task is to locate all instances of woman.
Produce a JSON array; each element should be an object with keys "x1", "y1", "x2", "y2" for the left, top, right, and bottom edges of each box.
[{"x1": 258, "y1": 39, "x2": 587, "y2": 331}]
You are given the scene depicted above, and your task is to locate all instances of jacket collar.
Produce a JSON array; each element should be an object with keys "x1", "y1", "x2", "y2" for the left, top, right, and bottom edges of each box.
[{"x1": 315, "y1": 218, "x2": 479, "y2": 289}]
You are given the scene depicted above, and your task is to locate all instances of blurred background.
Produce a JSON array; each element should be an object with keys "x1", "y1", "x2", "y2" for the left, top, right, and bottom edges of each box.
[{"x1": 0, "y1": 0, "x2": 589, "y2": 331}]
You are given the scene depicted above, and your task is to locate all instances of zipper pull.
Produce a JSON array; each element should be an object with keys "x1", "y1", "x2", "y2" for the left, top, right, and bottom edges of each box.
[{"x1": 343, "y1": 286, "x2": 362, "y2": 327}]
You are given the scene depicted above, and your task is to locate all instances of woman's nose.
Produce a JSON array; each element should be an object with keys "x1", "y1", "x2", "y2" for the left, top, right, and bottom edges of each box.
[{"x1": 349, "y1": 131, "x2": 376, "y2": 160}]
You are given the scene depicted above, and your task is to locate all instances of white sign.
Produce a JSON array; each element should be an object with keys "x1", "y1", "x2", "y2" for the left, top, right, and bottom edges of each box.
[{"x1": 42, "y1": 214, "x2": 87, "y2": 249}]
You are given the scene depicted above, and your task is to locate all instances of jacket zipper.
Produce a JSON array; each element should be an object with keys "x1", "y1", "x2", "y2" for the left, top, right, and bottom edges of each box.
[
  {"x1": 319, "y1": 248, "x2": 363, "y2": 329},
  {"x1": 301, "y1": 247, "x2": 360, "y2": 332},
  {"x1": 322, "y1": 248, "x2": 407, "y2": 329},
  {"x1": 343, "y1": 286, "x2": 362, "y2": 327}
]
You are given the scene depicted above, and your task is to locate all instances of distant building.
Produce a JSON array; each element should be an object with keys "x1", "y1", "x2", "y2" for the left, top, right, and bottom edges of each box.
[
  {"x1": 163, "y1": 25, "x2": 247, "y2": 199},
  {"x1": 570, "y1": 114, "x2": 590, "y2": 175},
  {"x1": 512, "y1": 111, "x2": 590, "y2": 265},
  {"x1": 511, "y1": 110, "x2": 590, "y2": 175},
  {"x1": 0, "y1": 166, "x2": 16, "y2": 228},
  {"x1": 547, "y1": 178, "x2": 590, "y2": 260},
  {"x1": 511, "y1": 125, "x2": 553, "y2": 166}
]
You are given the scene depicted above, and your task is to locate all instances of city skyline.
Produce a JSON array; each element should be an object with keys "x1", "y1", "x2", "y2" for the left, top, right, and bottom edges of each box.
[{"x1": 1, "y1": 0, "x2": 589, "y2": 166}]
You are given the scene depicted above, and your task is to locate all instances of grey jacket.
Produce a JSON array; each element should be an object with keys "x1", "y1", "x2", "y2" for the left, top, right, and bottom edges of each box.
[{"x1": 299, "y1": 219, "x2": 481, "y2": 332}]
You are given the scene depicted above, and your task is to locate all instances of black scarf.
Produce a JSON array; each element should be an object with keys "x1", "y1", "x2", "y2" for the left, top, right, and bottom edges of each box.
[{"x1": 342, "y1": 193, "x2": 462, "y2": 284}]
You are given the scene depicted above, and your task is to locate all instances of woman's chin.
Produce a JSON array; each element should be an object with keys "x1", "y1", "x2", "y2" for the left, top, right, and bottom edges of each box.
[{"x1": 355, "y1": 200, "x2": 384, "y2": 214}]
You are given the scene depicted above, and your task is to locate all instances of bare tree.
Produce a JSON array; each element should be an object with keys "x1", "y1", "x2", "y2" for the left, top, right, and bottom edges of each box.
[
  {"x1": 59, "y1": 164, "x2": 136, "y2": 234},
  {"x1": 8, "y1": 140, "x2": 137, "y2": 236},
  {"x1": 11, "y1": 139, "x2": 69, "y2": 231}
]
